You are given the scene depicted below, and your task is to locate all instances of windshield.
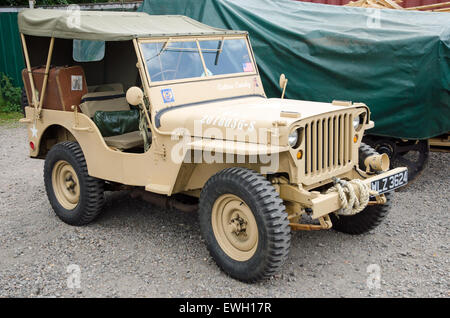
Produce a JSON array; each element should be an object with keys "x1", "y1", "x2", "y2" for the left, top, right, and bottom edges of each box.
[{"x1": 140, "y1": 38, "x2": 255, "y2": 83}]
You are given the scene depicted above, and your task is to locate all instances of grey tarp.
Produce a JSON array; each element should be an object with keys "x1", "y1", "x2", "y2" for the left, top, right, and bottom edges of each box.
[
  {"x1": 140, "y1": 0, "x2": 450, "y2": 140},
  {"x1": 17, "y1": 9, "x2": 246, "y2": 41}
]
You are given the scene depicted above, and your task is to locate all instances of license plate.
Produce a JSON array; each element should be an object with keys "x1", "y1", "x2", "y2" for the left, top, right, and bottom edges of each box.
[{"x1": 371, "y1": 170, "x2": 408, "y2": 194}]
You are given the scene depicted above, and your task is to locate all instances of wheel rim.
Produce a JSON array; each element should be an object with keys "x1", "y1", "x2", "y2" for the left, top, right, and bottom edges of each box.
[
  {"x1": 52, "y1": 160, "x2": 80, "y2": 210},
  {"x1": 211, "y1": 194, "x2": 258, "y2": 261}
]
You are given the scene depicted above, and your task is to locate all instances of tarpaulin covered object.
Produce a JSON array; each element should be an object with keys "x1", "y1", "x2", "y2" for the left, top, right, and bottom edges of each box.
[{"x1": 140, "y1": 0, "x2": 450, "y2": 139}]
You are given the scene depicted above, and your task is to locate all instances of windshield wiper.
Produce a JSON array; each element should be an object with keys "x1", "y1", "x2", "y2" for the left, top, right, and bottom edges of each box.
[
  {"x1": 214, "y1": 39, "x2": 225, "y2": 65},
  {"x1": 145, "y1": 40, "x2": 170, "y2": 63}
]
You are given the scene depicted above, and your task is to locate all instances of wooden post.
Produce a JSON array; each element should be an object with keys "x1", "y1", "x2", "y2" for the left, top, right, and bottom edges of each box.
[
  {"x1": 37, "y1": 37, "x2": 55, "y2": 117},
  {"x1": 20, "y1": 33, "x2": 38, "y2": 113},
  {"x1": 132, "y1": 38, "x2": 153, "y2": 129}
]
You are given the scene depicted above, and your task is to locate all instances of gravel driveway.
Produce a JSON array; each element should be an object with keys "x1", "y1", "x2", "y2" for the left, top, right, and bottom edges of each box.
[{"x1": 0, "y1": 125, "x2": 448, "y2": 297}]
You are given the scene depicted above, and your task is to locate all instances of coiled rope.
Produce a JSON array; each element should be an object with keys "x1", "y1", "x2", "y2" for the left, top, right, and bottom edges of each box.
[{"x1": 326, "y1": 177, "x2": 379, "y2": 215}]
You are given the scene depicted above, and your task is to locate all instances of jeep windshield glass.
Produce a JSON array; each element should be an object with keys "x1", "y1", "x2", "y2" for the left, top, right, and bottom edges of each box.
[
  {"x1": 140, "y1": 38, "x2": 254, "y2": 83},
  {"x1": 199, "y1": 39, "x2": 254, "y2": 75}
]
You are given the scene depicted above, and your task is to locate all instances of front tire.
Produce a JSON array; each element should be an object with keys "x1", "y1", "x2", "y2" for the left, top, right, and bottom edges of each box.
[
  {"x1": 198, "y1": 167, "x2": 291, "y2": 282},
  {"x1": 44, "y1": 141, "x2": 105, "y2": 226},
  {"x1": 330, "y1": 142, "x2": 392, "y2": 234},
  {"x1": 329, "y1": 192, "x2": 392, "y2": 235}
]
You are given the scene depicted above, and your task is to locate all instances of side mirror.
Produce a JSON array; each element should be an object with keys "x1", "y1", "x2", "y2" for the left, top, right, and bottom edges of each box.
[
  {"x1": 126, "y1": 86, "x2": 144, "y2": 106},
  {"x1": 279, "y1": 74, "x2": 286, "y2": 89},
  {"x1": 279, "y1": 74, "x2": 288, "y2": 99}
]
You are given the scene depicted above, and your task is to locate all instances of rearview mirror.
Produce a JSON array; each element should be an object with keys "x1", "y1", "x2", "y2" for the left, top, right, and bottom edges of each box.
[{"x1": 126, "y1": 86, "x2": 144, "y2": 106}]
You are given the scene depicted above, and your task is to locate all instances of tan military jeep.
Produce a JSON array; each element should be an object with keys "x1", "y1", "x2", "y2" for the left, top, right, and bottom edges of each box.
[{"x1": 18, "y1": 9, "x2": 407, "y2": 282}]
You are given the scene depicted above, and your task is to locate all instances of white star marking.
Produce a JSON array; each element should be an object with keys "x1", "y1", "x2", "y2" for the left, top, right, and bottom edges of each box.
[{"x1": 30, "y1": 125, "x2": 38, "y2": 138}]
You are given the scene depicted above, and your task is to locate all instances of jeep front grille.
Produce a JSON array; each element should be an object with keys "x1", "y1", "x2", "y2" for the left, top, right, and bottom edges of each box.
[{"x1": 304, "y1": 113, "x2": 353, "y2": 175}]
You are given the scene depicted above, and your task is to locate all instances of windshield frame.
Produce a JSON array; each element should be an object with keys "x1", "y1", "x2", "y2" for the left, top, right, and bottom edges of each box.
[{"x1": 137, "y1": 35, "x2": 258, "y2": 87}]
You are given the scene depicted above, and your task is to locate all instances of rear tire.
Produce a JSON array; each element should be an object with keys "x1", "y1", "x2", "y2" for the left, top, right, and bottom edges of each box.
[
  {"x1": 330, "y1": 142, "x2": 391, "y2": 234},
  {"x1": 363, "y1": 136, "x2": 429, "y2": 183},
  {"x1": 198, "y1": 167, "x2": 291, "y2": 282},
  {"x1": 44, "y1": 141, "x2": 105, "y2": 226}
]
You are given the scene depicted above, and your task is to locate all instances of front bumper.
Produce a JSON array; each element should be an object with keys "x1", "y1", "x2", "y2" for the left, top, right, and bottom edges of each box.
[{"x1": 279, "y1": 167, "x2": 408, "y2": 219}]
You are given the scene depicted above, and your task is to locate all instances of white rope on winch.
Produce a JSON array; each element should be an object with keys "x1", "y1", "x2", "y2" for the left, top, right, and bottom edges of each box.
[{"x1": 326, "y1": 177, "x2": 379, "y2": 216}]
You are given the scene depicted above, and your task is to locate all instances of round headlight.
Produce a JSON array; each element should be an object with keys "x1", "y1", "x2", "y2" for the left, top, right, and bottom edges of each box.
[
  {"x1": 288, "y1": 130, "x2": 299, "y2": 148},
  {"x1": 353, "y1": 115, "x2": 362, "y2": 130}
]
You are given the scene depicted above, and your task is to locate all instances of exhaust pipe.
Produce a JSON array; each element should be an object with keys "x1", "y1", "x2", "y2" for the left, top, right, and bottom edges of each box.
[
  {"x1": 130, "y1": 189, "x2": 198, "y2": 213},
  {"x1": 364, "y1": 153, "x2": 390, "y2": 173}
]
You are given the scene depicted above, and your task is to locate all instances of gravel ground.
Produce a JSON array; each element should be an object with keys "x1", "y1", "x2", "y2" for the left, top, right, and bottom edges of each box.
[{"x1": 0, "y1": 125, "x2": 448, "y2": 298}]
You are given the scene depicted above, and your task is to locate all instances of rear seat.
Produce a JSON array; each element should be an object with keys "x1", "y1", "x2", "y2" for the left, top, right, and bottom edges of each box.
[
  {"x1": 88, "y1": 83, "x2": 124, "y2": 94},
  {"x1": 80, "y1": 91, "x2": 130, "y2": 117},
  {"x1": 79, "y1": 87, "x2": 145, "y2": 150}
]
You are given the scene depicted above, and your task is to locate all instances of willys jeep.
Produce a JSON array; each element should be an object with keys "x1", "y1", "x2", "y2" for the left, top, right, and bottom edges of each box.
[{"x1": 18, "y1": 9, "x2": 407, "y2": 282}]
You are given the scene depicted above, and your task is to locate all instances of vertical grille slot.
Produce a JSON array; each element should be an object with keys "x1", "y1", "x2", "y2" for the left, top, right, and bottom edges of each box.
[
  {"x1": 323, "y1": 118, "x2": 328, "y2": 171},
  {"x1": 312, "y1": 120, "x2": 317, "y2": 172},
  {"x1": 303, "y1": 112, "x2": 353, "y2": 176},
  {"x1": 318, "y1": 119, "x2": 322, "y2": 173},
  {"x1": 334, "y1": 115, "x2": 338, "y2": 167}
]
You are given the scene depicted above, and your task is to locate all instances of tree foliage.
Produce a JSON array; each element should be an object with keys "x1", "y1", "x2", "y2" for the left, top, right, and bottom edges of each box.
[{"x1": 0, "y1": 73, "x2": 22, "y2": 113}]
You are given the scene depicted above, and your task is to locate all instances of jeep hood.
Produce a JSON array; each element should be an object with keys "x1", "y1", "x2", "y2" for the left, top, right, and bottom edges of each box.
[{"x1": 156, "y1": 96, "x2": 358, "y2": 142}]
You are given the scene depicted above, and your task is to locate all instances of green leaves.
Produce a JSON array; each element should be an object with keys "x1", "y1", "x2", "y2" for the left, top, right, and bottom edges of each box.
[{"x1": 0, "y1": 73, "x2": 21, "y2": 113}]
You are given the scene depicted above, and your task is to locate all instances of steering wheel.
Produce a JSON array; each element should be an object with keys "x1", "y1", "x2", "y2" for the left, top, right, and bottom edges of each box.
[{"x1": 150, "y1": 69, "x2": 177, "y2": 81}]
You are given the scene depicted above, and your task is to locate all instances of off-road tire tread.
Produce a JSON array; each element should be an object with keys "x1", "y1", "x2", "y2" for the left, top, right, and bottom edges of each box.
[
  {"x1": 358, "y1": 142, "x2": 378, "y2": 169},
  {"x1": 330, "y1": 143, "x2": 392, "y2": 234},
  {"x1": 199, "y1": 167, "x2": 291, "y2": 283},
  {"x1": 329, "y1": 192, "x2": 392, "y2": 235},
  {"x1": 44, "y1": 141, "x2": 105, "y2": 226}
]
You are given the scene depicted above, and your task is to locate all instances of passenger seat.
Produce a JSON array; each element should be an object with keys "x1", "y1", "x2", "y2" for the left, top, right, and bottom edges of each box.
[
  {"x1": 79, "y1": 89, "x2": 145, "y2": 150},
  {"x1": 103, "y1": 131, "x2": 144, "y2": 150}
]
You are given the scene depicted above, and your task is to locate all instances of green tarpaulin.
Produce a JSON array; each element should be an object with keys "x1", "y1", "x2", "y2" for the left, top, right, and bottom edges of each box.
[
  {"x1": 0, "y1": 12, "x2": 24, "y2": 87},
  {"x1": 140, "y1": 0, "x2": 450, "y2": 139}
]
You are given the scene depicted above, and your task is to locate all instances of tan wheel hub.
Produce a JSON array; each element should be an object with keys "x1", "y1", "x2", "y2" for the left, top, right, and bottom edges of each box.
[
  {"x1": 211, "y1": 194, "x2": 258, "y2": 261},
  {"x1": 52, "y1": 160, "x2": 80, "y2": 210}
]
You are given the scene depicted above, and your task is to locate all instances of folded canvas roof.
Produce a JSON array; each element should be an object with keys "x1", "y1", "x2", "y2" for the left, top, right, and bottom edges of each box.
[{"x1": 18, "y1": 9, "x2": 246, "y2": 41}]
